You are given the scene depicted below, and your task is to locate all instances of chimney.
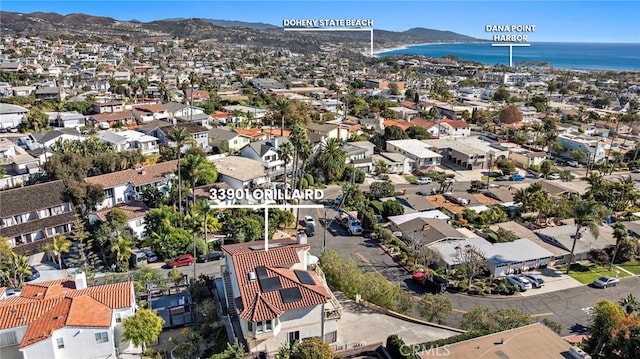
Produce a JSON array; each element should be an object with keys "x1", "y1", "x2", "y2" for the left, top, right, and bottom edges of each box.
[{"x1": 74, "y1": 271, "x2": 87, "y2": 290}]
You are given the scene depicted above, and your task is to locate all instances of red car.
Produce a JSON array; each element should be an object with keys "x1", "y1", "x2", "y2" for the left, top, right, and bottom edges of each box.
[{"x1": 168, "y1": 254, "x2": 195, "y2": 267}]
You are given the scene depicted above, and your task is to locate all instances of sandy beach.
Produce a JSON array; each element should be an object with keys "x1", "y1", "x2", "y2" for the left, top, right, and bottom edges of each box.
[{"x1": 373, "y1": 41, "x2": 489, "y2": 56}]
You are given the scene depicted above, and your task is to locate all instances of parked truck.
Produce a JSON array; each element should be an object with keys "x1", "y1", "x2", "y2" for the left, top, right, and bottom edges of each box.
[
  {"x1": 412, "y1": 272, "x2": 448, "y2": 293},
  {"x1": 335, "y1": 210, "x2": 363, "y2": 236}
]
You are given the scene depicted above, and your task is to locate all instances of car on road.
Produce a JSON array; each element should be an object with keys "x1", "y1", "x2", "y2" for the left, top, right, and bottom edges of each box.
[
  {"x1": 144, "y1": 250, "x2": 158, "y2": 263},
  {"x1": 304, "y1": 215, "x2": 315, "y2": 225},
  {"x1": 197, "y1": 251, "x2": 224, "y2": 263},
  {"x1": 548, "y1": 173, "x2": 561, "y2": 180},
  {"x1": 506, "y1": 274, "x2": 533, "y2": 291},
  {"x1": 592, "y1": 275, "x2": 620, "y2": 288},
  {"x1": 24, "y1": 266, "x2": 40, "y2": 282},
  {"x1": 632, "y1": 168, "x2": 640, "y2": 173},
  {"x1": 167, "y1": 254, "x2": 195, "y2": 268},
  {"x1": 510, "y1": 173, "x2": 526, "y2": 181},
  {"x1": 332, "y1": 195, "x2": 343, "y2": 206},
  {"x1": 523, "y1": 274, "x2": 545, "y2": 288},
  {"x1": 415, "y1": 177, "x2": 432, "y2": 185},
  {"x1": 304, "y1": 216, "x2": 316, "y2": 237}
]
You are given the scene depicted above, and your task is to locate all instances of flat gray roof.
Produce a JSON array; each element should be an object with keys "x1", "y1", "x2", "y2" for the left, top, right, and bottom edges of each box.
[{"x1": 431, "y1": 237, "x2": 555, "y2": 267}]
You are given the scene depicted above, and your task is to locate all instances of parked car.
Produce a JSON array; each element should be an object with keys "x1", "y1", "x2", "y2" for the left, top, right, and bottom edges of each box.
[
  {"x1": 548, "y1": 173, "x2": 561, "y2": 180},
  {"x1": 197, "y1": 251, "x2": 224, "y2": 263},
  {"x1": 416, "y1": 177, "x2": 432, "y2": 185},
  {"x1": 144, "y1": 250, "x2": 158, "y2": 263},
  {"x1": 412, "y1": 272, "x2": 448, "y2": 293},
  {"x1": 632, "y1": 168, "x2": 640, "y2": 173},
  {"x1": 24, "y1": 266, "x2": 40, "y2": 282},
  {"x1": 523, "y1": 274, "x2": 545, "y2": 288},
  {"x1": 567, "y1": 160, "x2": 580, "y2": 167},
  {"x1": 592, "y1": 275, "x2": 620, "y2": 288},
  {"x1": 506, "y1": 274, "x2": 532, "y2": 291},
  {"x1": 167, "y1": 254, "x2": 195, "y2": 268},
  {"x1": 510, "y1": 173, "x2": 526, "y2": 181}
]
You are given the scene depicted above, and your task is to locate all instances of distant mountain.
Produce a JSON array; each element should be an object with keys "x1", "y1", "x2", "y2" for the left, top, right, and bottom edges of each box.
[
  {"x1": 402, "y1": 27, "x2": 483, "y2": 42},
  {"x1": 163, "y1": 17, "x2": 279, "y2": 30},
  {"x1": 0, "y1": 11, "x2": 483, "y2": 54}
]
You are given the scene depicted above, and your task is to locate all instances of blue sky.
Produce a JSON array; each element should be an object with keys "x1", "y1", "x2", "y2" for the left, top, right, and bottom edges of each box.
[{"x1": 2, "y1": 1, "x2": 639, "y2": 43}]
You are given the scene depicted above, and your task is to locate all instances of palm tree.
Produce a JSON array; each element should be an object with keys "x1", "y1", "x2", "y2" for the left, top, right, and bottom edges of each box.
[
  {"x1": 276, "y1": 141, "x2": 294, "y2": 191},
  {"x1": 566, "y1": 200, "x2": 608, "y2": 274},
  {"x1": 272, "y1": 97, "x2": 291, "y2": 137},
  {"x1": 180, "y1": 154, "x2": 218, "y2": 208},
  {"x1": 167, "y1": 127, "x2": 196, "y2": 213},
  {"x1": 43, "y1": 235, "x2": 72, "y2": 269},
  {"x1": 610, "y1": 222, "x2": 628, "y2": 270},
  {"x1": 317, "y1": 138, "x2": 347, "y2": 182},
  {"x1": 111, "y1": 236, "x2": 134, "y2": 270},
  {"x1": 619, "y1": 293, "x2": 639, "y2": 315},
  {"x1": 9, "y1": 253, "x2": 31, "y2": 287}
]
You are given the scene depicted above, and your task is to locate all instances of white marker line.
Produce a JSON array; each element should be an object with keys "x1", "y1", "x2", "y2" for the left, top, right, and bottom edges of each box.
[{"x1": 491, "y1": 43, "x2": 531, "y2": 67}]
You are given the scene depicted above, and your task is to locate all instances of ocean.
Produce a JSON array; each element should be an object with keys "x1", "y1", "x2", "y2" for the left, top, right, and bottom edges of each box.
[{"x1": 376, "y1": 42, "x2": 640, "y2": 71}]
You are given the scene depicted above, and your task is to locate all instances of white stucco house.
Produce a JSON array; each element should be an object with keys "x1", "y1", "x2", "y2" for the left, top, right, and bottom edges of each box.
[
  {"x1": 89, "y1": 201, "x2": 150, "y2": 239},
  {"x1": 239, "y1": 137, "x2": 292, "y2": 180},
  {"x1": 84, "y1": 160, "x2": 177, "y2": 210},
  {"x1": 220, "y1": 237, "x2": 341, "y2": 353},
  {"x1": 0, "y1": 103, "x2": 28, "y2": 131},
  {"x1": 96, "y1": 130, "x2": 160, "y2": 156},
  {"x1": 0, "y1": 274, "x2": 136, "y2": 359},
  {"x1": 385, "y1": 139, "x2": 442, "y2": 171}
]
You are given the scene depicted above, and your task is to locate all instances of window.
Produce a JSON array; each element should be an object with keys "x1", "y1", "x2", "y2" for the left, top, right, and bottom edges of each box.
[
  {"x1": 265, "y1": 320, "x2": 272, "y2": 331},
  {"x1": 256, "y1": 321, "x2": 263, "y2": 333},
  {"x1": 56, "y1": 338, "x2": 65, "y2": 349},
  {"x1": 255, "y1": 320, "x2": 273, "y2": 333},
  {"x1": 247, "y1": 321, "x2": 253, "y2": 331},
  {"x1": 288, "y1": 331, "x2": 300, "y2": 343},
  {"x1": 105, "y1": 188, "x2": 114, "y2": 199},
  {"x1": 115, "y1": 313, "x2": 122, "y2": 323},
  {"x1": 95, "y1": 332, "x2": 109, "y2": 344}
]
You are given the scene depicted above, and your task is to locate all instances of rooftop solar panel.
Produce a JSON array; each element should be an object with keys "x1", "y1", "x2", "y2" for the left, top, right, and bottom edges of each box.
[
  {"x1": 279, "y1": 287, "x2": 302, "y2": 303},
  {"x1": 259, "y1": 277, "x2": 281, "y2": 292},
  {"x1": 256, "y1": 266, "x2": 268, "y2": 280},
  {"x1": 294, "y1": 270, "x2": 316, "y2": 285}
]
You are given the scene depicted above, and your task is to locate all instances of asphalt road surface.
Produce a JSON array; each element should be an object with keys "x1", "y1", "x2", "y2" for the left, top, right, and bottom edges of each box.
[{"x1": 298, "y1": 204, "x2": 640, "y2": 336}]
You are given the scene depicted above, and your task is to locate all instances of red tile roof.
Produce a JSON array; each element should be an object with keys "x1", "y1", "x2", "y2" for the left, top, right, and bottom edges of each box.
[
  {"x1": 383, "y1": 119, "x2": 411, "y2": 131},
  {"x1": 441, "y1": 118, "x2": 470, "y2": 128},
  {"x1": 0, "y1": 279, "x2": 134, "y2": 348},
  {"x1": 133, "y1": 103, "x2": 167, "y2": 113},
  {"x1": 223, "y1": 240, "x2": 330, "y2": 322},
  {"x1": 84, "y1": 160, "x2": 177, "y2": 189}
]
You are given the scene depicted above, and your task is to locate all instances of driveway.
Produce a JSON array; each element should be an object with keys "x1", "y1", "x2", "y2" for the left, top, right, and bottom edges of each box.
[
  {"x1": 517, "y1": 267, "x2": 584, "y2": 297},
  {"x1": 335, "y1": 293, "x2": 459, "y2": 347}
]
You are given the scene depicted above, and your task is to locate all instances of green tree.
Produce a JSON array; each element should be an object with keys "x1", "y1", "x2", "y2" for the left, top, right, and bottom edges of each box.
[
  {"x1": 122, "y1": 309, "x2": 165, "y2": 352},
  {"x1": 276, "y1": 141, "x2": 294, "y2": 191},
  {"x1": 171, "y1": 328, "x2": 202, "y2": 359},
  {"x1": 141, "y1": 186, "x2": 165, "y2": 208},
  {"x1": 495, "y1": 159, "x2": 516, "y2": 175},
  {"x1": 276, "y1": 340, "x2": 299, "y2": 359},
  {"x1": 167, "y1": 127, "x2": 196, "y2": 213},
  {"x1": 493, "y1": 87, "x2": 510, "y2": 102},
  {"x1": 8, "y1": 252, "x2": 31, "y2": 288},
  {"x1": 180, "y1": 153, "x2": 218, "y2": 208},
  {"x1": 585, "y1": 299, "x2": 624, "y2": 356},
  {"x1": 382, "y1": 200, "x2": 404, "y2": 218},
  {"x1": 461, "y1": 305, "x2": 494, "y2": 332},
  {"x1": 542, "y1": 318, "x2": 562, "y2": 334},
  {"x1": 110, "y1": 235, "x2": 134, "y2": 271},
  {"x1": 210, "y1": 343, "x2": 246, "y2": 359},
  {"x1": 540, "y1": 160, "x2": 554, "y2": 178},
  {"x1": 418, "y1": 294, "x2": 452, "y2": 324},
  {"x1": 272, "y1": 97, "x2": 291, "y2": 137},
  {"x1": 43, "y1": 235, "x2": 72, "y2": 269},
  {"x1": 566, "y1": 200, "x2": 608, "y2": 274},
  {"x1": 316, "y1": 138, "x2": 347, "y2": 182},
  {"x1": 619, "y1": 293, "x2": 640, "y2": 315},
  {"x1": 290, "y1": 337, "x2": 333, "y2": 359},
  {"x1": 369, "y1": 181, "x2": 395, "y2": 198},
  {"x1": 406, "y1": 125, "x2": 431, "y2": 140}
]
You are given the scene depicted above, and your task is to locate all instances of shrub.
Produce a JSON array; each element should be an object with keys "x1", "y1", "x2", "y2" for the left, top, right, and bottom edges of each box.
[
  {"x1": 386, "y1": 335, "x2": 411, "y2": 359},
  {"x1": 305, "y1": 174, "x2": 314, "y2": 186}
]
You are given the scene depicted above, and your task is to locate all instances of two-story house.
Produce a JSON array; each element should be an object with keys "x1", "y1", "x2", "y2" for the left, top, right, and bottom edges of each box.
[
  {"x1": 89, "y1": 201, "x2": 150, "y2": 239},
  {"x1": 0, "y1": 274, "x2": 137, "y2": 359},
  {"x1": 91, "y1": 101, "x2": 124, "y2": 114},
  {"x1": 0, "y1": 180, "x2": 76, "y2": 258},
  {"x1": 96, "y1": 130, "x2": 160, "y2": 156},
  {"x1": 220, "y1": 237, "x2": 341, "y2": 353},
  {"x1": 386, "y1": 139, "x2": 442, "y2": 171},
  {"x1": 209, "y1": 128, "x2": 251, "y2": 153},
  {"x1": 239, "y1": 137, "x2": 291, "y2": 179},
  {"x1": 0, "y1": 103, "x2": 28, "y2": 131},
  {"x1": 138, "y1": 122, "x2": 209, "y2": 152},
  {"x1": 84, "y1": 160, "x2": 177, "y2": 210},
  {"x1": 164, "y1": 102, "x2": 211, "y2": 126},
  {"x1": 131, "y1": 104, "x2": 169, "y2": 124},
  {"x1": 45, "y1": 111, "x2": 86, "y2": 129}
]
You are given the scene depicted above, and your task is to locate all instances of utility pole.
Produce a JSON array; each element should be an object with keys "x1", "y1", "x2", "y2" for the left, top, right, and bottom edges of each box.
[{"x1": 323, "y1": 207, "x2": 327, "y2": 252}]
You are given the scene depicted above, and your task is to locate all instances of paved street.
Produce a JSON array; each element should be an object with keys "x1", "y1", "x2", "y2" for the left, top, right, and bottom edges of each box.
[{"x1": 298, "y1": 200, "x2": 640, "y2": 337}]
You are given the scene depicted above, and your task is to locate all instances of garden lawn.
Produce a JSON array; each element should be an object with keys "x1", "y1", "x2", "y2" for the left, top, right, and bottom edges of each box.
[
  {"x1": 617, "y1": 260, "x2": 640, "y2": 275},
  {"x1": 404, "y1": 175, "x2": 417, "y2": 184},
  {"x1": 557, "y1": 263, "x2": 631, "y2": 285}
]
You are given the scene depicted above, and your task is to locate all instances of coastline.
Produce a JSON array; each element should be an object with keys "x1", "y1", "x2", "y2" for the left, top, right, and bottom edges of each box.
[{"x1": 373, "y1": 41, "x2": 488, "y2": 56}]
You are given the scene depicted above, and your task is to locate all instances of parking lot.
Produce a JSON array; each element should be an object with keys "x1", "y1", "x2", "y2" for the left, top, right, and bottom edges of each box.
[{"x1": 516, "y1": 267, "x2": 584, "y2": 297}]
